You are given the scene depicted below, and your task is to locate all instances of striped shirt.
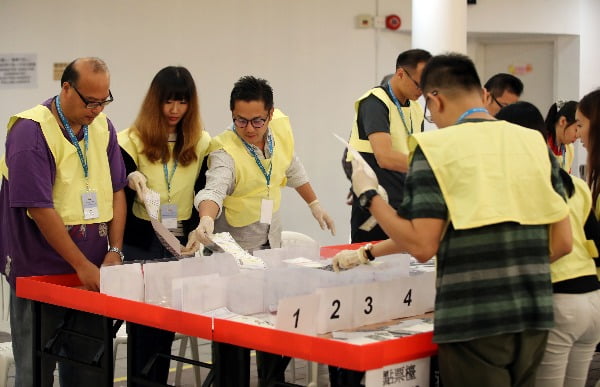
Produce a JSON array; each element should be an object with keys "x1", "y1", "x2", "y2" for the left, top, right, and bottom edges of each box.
[{"x1": 399, "y1": 146, "x2": 565, "y2": 343}]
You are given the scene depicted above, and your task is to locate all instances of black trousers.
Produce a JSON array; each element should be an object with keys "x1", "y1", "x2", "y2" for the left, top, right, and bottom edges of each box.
[
  {"x1": 212, "y1": 341, "x2": 291, "y2": 387},
  {"x1": 127, "y1": 322, "x2": 175, "y2": 386}
]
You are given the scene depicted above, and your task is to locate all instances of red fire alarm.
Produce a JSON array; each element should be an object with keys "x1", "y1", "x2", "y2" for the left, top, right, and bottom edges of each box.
[{"x1": 385, "y1": 14, "x2": 401, "y2": 30}]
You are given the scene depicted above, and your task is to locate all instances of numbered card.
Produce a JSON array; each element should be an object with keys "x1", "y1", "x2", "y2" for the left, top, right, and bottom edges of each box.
[
  {"x1": 315, "y1": 285, "x2": 355, "y2": 334},
  {"x1": 383, "y1": 278, "x2": 418, "y2": 321},
  {"x1": 365, "y1": 356, "x2": 430, "y2": 387},
  {"x1": 353, "y1": 282, "x2": 384, "y2": 328},
  {"x1": 411, "y1": 270, "x2": 436, "y2": 315},
  {"x1": 275, "y1": 293, "x2": 320, "y2": 335}
]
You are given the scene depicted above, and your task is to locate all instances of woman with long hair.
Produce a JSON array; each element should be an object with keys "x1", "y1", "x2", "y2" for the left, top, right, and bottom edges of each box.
[
  {"x1": 117, "y1": 66, "x2": 211, "y2": 385},
  {"x1": 545, "y1": 100, "x2": 578, "y2": 172}
]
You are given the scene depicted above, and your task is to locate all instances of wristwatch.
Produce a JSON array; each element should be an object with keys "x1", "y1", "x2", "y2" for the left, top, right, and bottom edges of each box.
[
  {"x1": 363, "y1": 243, "x2": 376, "y2": 261},
  {"x1": 358, "y1": 189, "x2": 378, "y2": 210},
  {"x1": 108, "y1": 246, "x2": 125, "y2": 262}
]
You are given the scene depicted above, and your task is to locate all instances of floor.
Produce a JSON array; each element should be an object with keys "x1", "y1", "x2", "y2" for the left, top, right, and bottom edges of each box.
[
  {"x1": 1, "y1": 330, "x2": 331, "y2": 386},
  {"x1": 2, "y1": 329, "x2": 600, "y2": 386}
]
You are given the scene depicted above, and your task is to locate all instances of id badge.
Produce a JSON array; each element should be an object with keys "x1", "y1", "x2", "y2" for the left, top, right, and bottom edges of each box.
[
  {"x1": 161, "y1": 203, "x2": 178, "y2": 229},
  {"x1": 82, "y1": 191, "x2": 99, "y2": 220},
  {"x1": 260, "y1": 199, "x2": 273, "y2": 224}
]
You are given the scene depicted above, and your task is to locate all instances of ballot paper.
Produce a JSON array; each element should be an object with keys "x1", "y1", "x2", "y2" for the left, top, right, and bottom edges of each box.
[
  {"x1": 141, "y1": 187, "x2": 185, "y2": 257},
  {"x1": 334, "y1": 133, "x2": 384, "y2": 231},
  {"x1": 211, "y1": 232, "x2": 267, "y2": 270},
  {"x1": 333, "y1": 133, "x2": 377, "y2": 180},
  {"x1": 143, "y1": 188, "x2": 161, "y2": 220},
  {"x1": 150, "y1": 218, "x2": 183, "y2": 256}
]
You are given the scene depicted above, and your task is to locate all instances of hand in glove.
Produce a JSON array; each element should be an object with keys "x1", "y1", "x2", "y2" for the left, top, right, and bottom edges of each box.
[
  {"x1": 351, "y1": 159, "x2": 379, "y2": 197},
  {"x1": 186, "y1": 216, "x2": 215, "y2": 252},
  {"x1": 332, "y1": 247, "x2": 369, "y2": 272},
  {"x1": 127, "y1": 171, "x2": 148, "y2": 197},
  {"x1": 308, "y1": 200, "x2": 336, "y2": 235},
  {"x1": 182, "y1": 236, "x2": 204, "y2": 256}
]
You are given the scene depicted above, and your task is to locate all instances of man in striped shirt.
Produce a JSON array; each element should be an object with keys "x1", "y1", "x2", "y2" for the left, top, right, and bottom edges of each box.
[{"x1": 333, "y1": 53, "x2": 572, "y2": 387}]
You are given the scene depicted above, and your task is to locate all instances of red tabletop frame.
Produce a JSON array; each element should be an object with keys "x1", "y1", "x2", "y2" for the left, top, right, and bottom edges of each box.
[{"x1": 16, "y1": 243, "x2": 437, "y2": 372}]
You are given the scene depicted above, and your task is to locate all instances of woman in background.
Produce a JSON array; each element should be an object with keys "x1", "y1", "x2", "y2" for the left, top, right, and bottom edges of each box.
[
  {"x1": 117, "y1": 66, "x2": 211, "y2": 385},
  {"x1": 545, "y1": 100, "x2": 578, "y2": 172}
]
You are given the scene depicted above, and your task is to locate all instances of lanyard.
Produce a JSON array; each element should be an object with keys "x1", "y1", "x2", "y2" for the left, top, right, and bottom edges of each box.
[
  {"x1": 559, "y1": 143, "x2": 566, "y2": 169},
  {"x1": 163, "y1": 159, "x2": 178, "y2": 202},
  {"x1": 54, "y1": 96, "x2": 90, "y2": 186},
  {"x1": 233, "y1": 128, "x2": 274, "y2": 187},
  {"x1": 387, "y1": 81, "x2": 413, "y2": 135},
  {"x1": 456, "y1": 107, "x2": 489, "y2": 124}
]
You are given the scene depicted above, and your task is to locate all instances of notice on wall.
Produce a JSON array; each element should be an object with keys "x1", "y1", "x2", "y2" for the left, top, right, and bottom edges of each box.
[{"x1": 0, "y1": 53, "x2": 37, "y2": 89}]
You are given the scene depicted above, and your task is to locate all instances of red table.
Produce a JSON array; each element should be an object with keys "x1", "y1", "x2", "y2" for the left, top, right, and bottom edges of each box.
[{"x1": 16, "y1": 244, "x2": 437, "y2": 386}]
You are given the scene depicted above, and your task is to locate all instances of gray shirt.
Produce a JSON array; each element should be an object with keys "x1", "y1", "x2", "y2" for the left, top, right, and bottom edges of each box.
[{"x1": 194, "y1": 128, "x2": 309, "y2": 251}]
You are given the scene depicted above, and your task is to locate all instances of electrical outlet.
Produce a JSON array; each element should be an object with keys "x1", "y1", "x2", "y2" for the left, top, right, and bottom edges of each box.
[{"x1": 356, "y1": 14, "x2": 373, "y2": 29}]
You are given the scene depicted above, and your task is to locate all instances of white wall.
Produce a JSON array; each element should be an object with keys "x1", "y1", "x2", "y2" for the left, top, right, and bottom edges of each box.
[{"x1": 1, "y1": 0, "x2": 599, "y2": 247}]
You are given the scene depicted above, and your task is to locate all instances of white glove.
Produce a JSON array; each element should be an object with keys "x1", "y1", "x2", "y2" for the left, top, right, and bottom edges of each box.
[
  {"x1": 332, "y1": 247, "x2": 369, "y2": 272},
  {"x1": 182, "y1": 235, "x2": 204, "y2": 256},
  {"x1": 187, "y1": 216, "x2": 215, "y2": 248},
  {"x1": 308, "y1": 200, "x2": 336, "y2": 236},
  {"x1": 351, "y1": 159, "x2": 379, "y2": 197},
  {"x1": 127, "y1": 171, "x2": 148, "y2": 197}
]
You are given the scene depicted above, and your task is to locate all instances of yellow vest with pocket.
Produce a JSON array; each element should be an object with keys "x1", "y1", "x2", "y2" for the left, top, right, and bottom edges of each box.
[{"x1": 209, "y1": 109, "x2": 294, "y2": 227}]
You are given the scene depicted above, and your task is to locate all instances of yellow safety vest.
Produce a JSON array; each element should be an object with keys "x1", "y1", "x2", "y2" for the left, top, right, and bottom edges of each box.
[
  {"x1": 550, "y1": 176, "x2": 598, "y2": 282},
  {"x1": 209, "y1": 109, "x2": 294, "y2": 227},
  {"x1": 118, "y1": 128, "x2": 211, "y2": 221},
  {"x1": 1, "y1": 105, "x2": 113, "y2": 224},
  {"x1": 347, "y1": 87, "x2": 423, "y2": 159},
  {"x1": 409, "y1": 120, "x2": 569, "y2": 230}
]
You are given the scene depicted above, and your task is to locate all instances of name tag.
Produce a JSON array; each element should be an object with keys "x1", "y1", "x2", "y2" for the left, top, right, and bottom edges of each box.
[
  {"x1": 161, "y1": 203, "x2": 178, "y2": 229},
  {"x1": 260, "y1": 199, "x2": 273, "y2": 224},
  {"x1": 82, "y1": 191, "x2": 99, "y2": 220}
]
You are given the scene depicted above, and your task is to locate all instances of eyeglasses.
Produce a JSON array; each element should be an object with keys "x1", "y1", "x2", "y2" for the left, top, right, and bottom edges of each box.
[
  {"x1": 71, "y1": 83, "x2": 113, "y2": 109},
  {"x1": 402, "y1": 68, "x2": 420, "y2": 90},
  {"x1": 423, "y1": 90, "x2": 438, "y2": 124},
  {"x1": 491, "y1": 94, "x2": 507, "y2": 110},
  {"x1": 233, "y1": 116, "x2": 268, "y2": 129}
]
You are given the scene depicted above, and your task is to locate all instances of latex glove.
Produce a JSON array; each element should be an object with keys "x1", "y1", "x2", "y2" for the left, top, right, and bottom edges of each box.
[
  {"x1": 186, "y1": 216, "x2": 215, "y2": 248},
  {"x1": 351, "y1": 159, "x2": 379, "y2": 197},
  {"x1": 127, "y1": 171, "x2": 148, "y2": 197},
  {"x1": 182, "y1": 233, "x2": 204, "y2": 256},
  {"x1": 332, "y1": 247, "x2": 369, "y2": 272},
  {"x1": 308, "y1": 200, "x2": 336, "y2": 236}
]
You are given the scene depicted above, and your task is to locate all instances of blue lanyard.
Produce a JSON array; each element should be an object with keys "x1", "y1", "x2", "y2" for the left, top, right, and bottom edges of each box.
[
  {"x1": 163, "y1": 159, "x2": 178, "y2": 202},
  {"x1": 233, "y1": 128, "x2": 274, "y2": 187},
  {"x1": 456, "y1": 107, "x2": 489, "y2": 124},
  {"x1": 559, "y1": 143, "x2": 566, "y2": 169},
  {"x1": 387, "y1": 81, "x2": 413, "y2": 135},
  {"x1": 54, "y1": 96, "x2": 90, "y2": 184}
]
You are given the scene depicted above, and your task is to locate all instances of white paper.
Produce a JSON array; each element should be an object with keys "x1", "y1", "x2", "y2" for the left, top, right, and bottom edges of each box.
[
  {"x1": 100, "y1": 263, "x2": 144, "y2": 301},
  {"x1": 211, "y1": 232, "x2": 266, "y2": 269},
  {"x1": 333, "y1": 133, "x2": 377, "y2": 180}
]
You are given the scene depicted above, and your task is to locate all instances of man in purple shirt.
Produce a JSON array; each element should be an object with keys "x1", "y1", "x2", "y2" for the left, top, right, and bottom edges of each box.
[{"x1": 0, "y1": 57, "x2": 127, "y2": 386}]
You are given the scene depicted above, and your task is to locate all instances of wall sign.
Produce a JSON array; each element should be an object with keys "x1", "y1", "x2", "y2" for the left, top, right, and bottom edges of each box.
[{"x1": 0, "y1": 53, "x2": 37, "y2": 89}]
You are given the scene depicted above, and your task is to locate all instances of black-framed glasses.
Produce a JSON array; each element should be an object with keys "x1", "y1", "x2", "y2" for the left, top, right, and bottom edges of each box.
[
  {"x1": 402, "y1": 68, "x2": 420, "y2": 90},
  {"x1": 423, "y1": 90, "x2": 438, "y2": 124},
  {"x1": 233, "y1": 116, "x2": 268, "y2": 129},
  {"x1": 71, "y1": 84, "x2": 113, "y2": 109},
  {"x1": 491, "y1": 94, "x2": 507, "y2": 110}
]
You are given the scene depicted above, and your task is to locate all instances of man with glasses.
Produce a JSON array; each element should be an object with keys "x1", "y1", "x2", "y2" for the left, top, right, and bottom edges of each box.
[
  {"x1": 483, "y1": 72, "x2": 524, "y2": 116},
  {"x1": 191, "y1": 75, "x2": 334, "y2": 386},
  {"x1": 0, "y1": 57, "x2": 127, "y2": 386},
  {"x1": 333, "y1": 53, "x2": 572, "y2": 387},
  {"x1": 345, "y1": 49, "x2": 431, "y2": 246}
]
